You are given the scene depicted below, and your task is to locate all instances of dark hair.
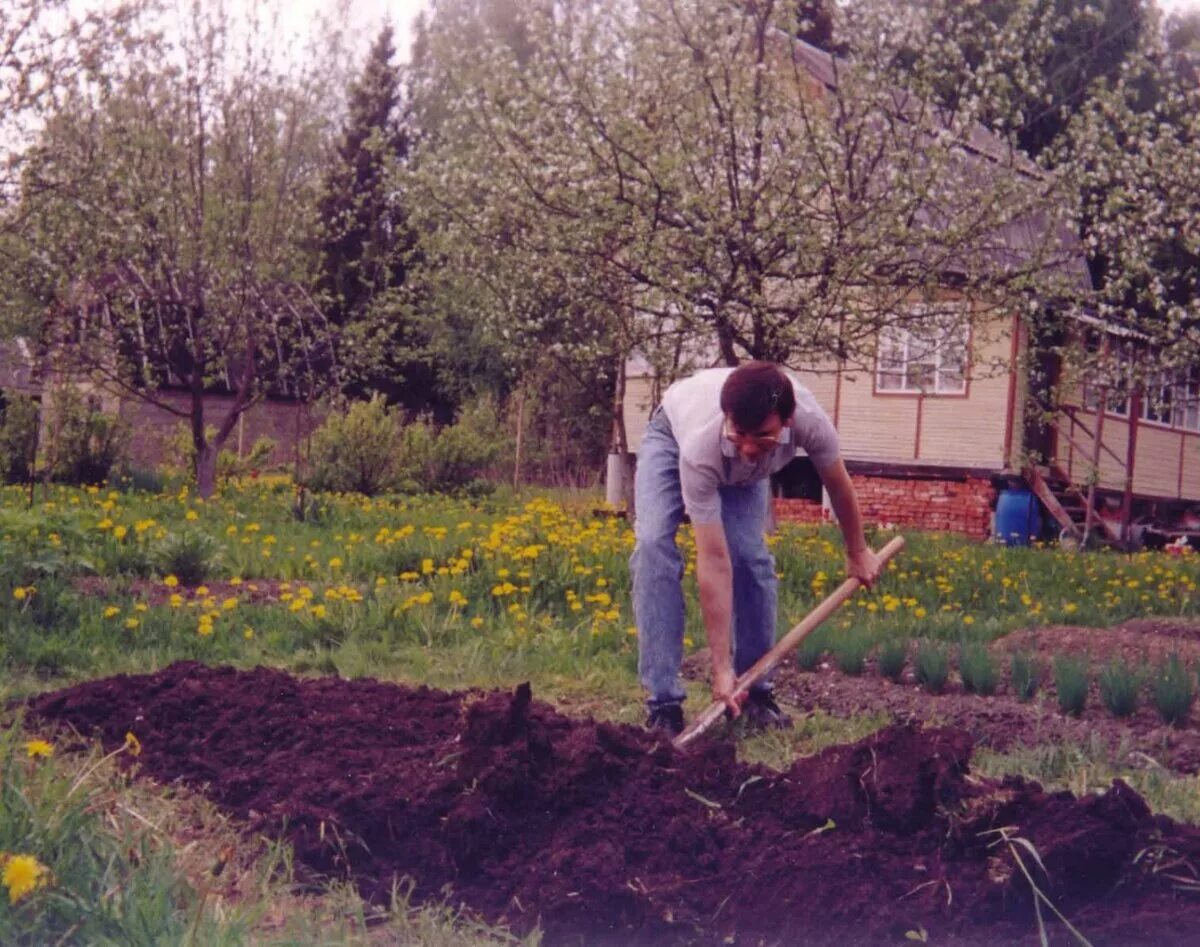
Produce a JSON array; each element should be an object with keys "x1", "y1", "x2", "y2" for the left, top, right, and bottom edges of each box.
[{"x1": 719, "y1": 361, "x2": 796, "y2": 430}]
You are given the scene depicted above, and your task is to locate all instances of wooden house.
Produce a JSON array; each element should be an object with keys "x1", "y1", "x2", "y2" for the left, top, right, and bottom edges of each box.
[{"x1": 618, "y1": 39, "x2": 1200, "y2": 548}]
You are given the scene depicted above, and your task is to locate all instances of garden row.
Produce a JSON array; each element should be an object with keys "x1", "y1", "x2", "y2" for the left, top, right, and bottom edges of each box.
[{"x1": 799, "y1": 630, "x2": 1197, "y2": 725}]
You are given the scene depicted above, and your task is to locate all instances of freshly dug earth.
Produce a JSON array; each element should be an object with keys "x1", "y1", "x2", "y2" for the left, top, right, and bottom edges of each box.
[{"x1": 27, "y1": 663, "x2": 1200, "y2": 946}]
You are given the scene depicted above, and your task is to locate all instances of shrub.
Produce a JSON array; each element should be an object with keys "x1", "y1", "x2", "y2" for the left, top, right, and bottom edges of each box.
[
  {"x1": 0, "y1": 391, "x2": 40, "y2": 483},
  {"x1": 914, "y1": 640, "x2": 950, "y2": 694},
  {"x1": 307, "y1": 396, "x2": 401, "y2": 496},
  {"x1": 1010, "y1": 652, "x2": 1041, "y2": 701},
  {"x1": 1152, "y1": 654, "x2": 1196, "y2": 727},
  {"x1": 109, "y1": 466, "x2": 167, "y2": 494},
  {"x1": 156, "y1": 531, "x2": 220, "y2": 585},
  {"x1": 397, "y1": 399, "x2": 505, "y2": 495},
  {"x1": 46, "y1": 388, "x2": 128, "y2": 485},
  {"x1": 1053, "y1": 654, "x2": 1089, "y2": 716},
  {"x1": 1098, "y1": 658, "x2": 1142, "y2": 718},
  {"x1": 876, "y1": 638, "x2": 907, "y2": 681},
  {"x1": 959, "y1": 641, "x2": 998, "y2": 696},
  {"x1": 831, "y1": 630, "x2": 870, "y2": 675}
]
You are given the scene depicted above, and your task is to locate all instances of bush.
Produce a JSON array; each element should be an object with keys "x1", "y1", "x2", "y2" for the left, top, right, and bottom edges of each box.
[
  {"x1": 46, "y1": 388, "x2": 128, "y2": 486},
  {"x1": 307, "y1": 396, "x2": 401, "y2": 496},
  {"x1": 0, "y1": 391, "x2": 40, "y2": 483},
  {"x1": 109, "y1": 466, "x2": 167, "y2": 494},
  {"x1": 1152, "y1": 654, "x2": 1196, "y2": 727},
  {"x1": 397, "y1": 399, "x2": 505, "y2": 495},
  {"x1": 156, "y1": 531, "x2": 220, "y2": 585},
  {"x1": 1098, "y1": 658, "x2": 1142, "y2": 718},
  {"x1": 1010, "y1": 652, "x2": 1041, "y2": 701},
  {"x1": 959, "y1": 641, "x2": 998, "y2": 696},
  {"x1": 1053, "y1": 654, "x2": 1089, "y2": 716},
  {"x1": 876, "y1": 638, "x2": 907, "y2": 681},
  {"x1": 915, "y1": 640, "x2": 950, "y2": 694},
  {"x1": 831, "y1": 630, "x2": 870, "y2": 675}
]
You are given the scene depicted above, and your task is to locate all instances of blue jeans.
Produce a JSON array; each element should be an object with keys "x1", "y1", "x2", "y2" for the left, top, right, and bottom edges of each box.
[{"x1": 630, "y1": 410, "x2": 778, "y2": 708}]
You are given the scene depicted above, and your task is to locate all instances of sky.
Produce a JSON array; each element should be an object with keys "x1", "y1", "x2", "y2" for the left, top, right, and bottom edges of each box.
[{"x1": 279, "y1": 0, "x2": 430, "y2": 62}]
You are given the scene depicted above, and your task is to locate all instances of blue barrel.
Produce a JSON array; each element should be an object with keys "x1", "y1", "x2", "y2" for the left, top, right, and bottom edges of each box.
[{"x1": 995, "y1": 487, "x2": 1042, "y2": 546}]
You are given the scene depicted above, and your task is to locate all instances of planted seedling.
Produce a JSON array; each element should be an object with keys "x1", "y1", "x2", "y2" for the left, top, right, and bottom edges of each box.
[
  {"x1": 959, "y1": 641, "x2": 998, "y2": 696},
  {"x1": 1098, "y1": 658, "x2": 1142, "y2": 718},
  {"x1": 1153, "y1": 653, "x2": 1196, "y2": 727},
  {"x1": 1010, "y1": 652, "x2": 1041, "y2": 701},
  {"x1": 915, "y1": 640, "x2": 950, "y2": 694},
  {"x1": 876, "y1": 638, "x2": 907, "y2": 682},
  {"x1": 1053, "y1": 654, "x2": 1089, "y2": 717}
]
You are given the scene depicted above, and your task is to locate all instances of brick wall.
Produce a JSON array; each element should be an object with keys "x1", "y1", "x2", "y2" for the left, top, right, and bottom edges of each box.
[
  {"x1": 775, "y1": 473, "x2": 997, "y2": 539},
  {"x1": 120, "y1": 392, "x2": 323, "y2": 470}
]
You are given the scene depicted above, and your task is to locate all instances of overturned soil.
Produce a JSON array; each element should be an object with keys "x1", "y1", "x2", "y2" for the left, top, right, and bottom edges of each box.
[
  {"x1": 26, "y1": 663, "x2": 1200, "y2": 946},
  {"x1": 763, "y1": 619, "x2": 1200, "y2": 775}
]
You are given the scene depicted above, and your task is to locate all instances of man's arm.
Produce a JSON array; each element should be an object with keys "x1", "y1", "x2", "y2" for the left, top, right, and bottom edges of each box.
[
  {"x1": 692, "y1": 521, "x2": 743, "y2": 716},
  {"x1": 819, "y1": 458, "x2": 882, "y2": 587}
]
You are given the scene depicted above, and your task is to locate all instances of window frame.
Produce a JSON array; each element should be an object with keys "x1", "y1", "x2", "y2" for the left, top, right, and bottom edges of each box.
[{"x1": 873, "y1": 307, "x2": 971, "y2": 398}]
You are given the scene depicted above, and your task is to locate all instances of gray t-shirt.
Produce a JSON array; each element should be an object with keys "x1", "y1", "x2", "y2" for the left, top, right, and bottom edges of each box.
[{"x1": 661, "y1": 367, "x2": 840, "y2": 525}]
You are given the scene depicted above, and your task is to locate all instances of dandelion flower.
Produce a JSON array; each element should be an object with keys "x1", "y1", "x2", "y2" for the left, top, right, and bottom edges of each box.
[
  {"x1": 163, "y1": 575, "x2": 179, "y2": 588},
  {"x1": 24, "y1": 740, "x2": 53, "y2": 759},
  {"x1": 2, "y1": 854, "x2": 49, "y2": 903},
  {"x1": 124, "y1": 732, "x2": 142, "y2": 756},
  {"x1": 103, "y1": 605, "x2": 121, "y2": 619}
]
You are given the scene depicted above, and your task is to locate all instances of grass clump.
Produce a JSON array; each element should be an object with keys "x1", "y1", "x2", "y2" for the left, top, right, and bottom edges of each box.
[
  {"x1": 914, "y1": 639, "x2": 950, "y2": 694},
  {"x1": 1098, "y1": 658, "x2": 1142, "y2": 718},
  {"x1": 1053, "y1": 654, "x2": 1089, "y2": 717},
  {"x1": 1010, "y1": 652, "x2": 1041, "y2": 701},
  {"x1": 958, "y1": 641, "x2": 998, "y2": 696},
  {"x1": 1152, "y1": 654, "x2": 1196, "y2": 727},
  {"x1": 156, "y1": 530, "x2": 220, "y2": 586},
  {"x1": 831, "y1": 630, "x2": 871, "y2": 675},
  {"x1": 875, "y1": 638, "x2": 907, "y2": 681},
  {"x1": 795, "y1": 629, "x2": 827, "y2": 672}
]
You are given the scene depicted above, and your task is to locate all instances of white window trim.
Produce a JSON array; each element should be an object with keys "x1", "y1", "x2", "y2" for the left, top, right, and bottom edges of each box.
[{"x1": 875, "y1": 308, "x2": 969, "y2": 396}]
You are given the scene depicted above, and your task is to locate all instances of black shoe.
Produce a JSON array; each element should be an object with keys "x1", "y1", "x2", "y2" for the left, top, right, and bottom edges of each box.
[
  {"x1": 646, "y1": 703, "x2": 684, "y2": 736},
  {"x1": 742, "y1": 689, "x2": 792, "y2": 731}
]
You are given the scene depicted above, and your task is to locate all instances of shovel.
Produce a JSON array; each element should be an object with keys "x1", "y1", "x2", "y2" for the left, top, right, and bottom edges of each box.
[{"x1": 673, "y1": 535, "x2": 906, "y2": 749}]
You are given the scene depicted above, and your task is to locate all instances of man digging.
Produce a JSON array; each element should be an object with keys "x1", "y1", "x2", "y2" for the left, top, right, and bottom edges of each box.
[{"x1": 631, "y1": 361, "x2": 882, "y2": 735}]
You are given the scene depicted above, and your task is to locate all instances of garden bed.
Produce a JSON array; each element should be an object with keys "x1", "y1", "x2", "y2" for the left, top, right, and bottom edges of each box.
[
  {"x1": 760, "y1": 619, "x2": 1200, "y2": 774},
  {"x1": 26, "y1": 662, "x2": 1200, "y2": 946}
]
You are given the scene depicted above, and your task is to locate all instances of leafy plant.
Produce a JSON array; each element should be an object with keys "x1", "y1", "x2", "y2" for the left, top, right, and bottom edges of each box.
[
  {"x1": 876, "y1": 638, "x2": 907, "y2": 681},
  {"x1": 914, "y1": 640, "x2": 950, "y2": 694},
  {"x1": 45, "y1": 387, "x2": 129, "y2": 486},
  {"x1": 155, "y1": 532, "x2": 220, "y2": 586},
  {"x1": 1010, "y1": 652, "x2": 1041, "y2": 702},
  {"x1": 1053, "y1": 654, "x2": 1089, "y2": 717},
  {"x1": 1152, "y1": 654, "x2": 1196, "y2": 727},
  {"x1": 831, "y1": 630, "x2": 870, "y2": 675},
  {"x1": 395, "y1": 399, "x2": 505, "y2": 495},
  {"x1": 0, "y1": 391, "x2": 40, "y2": 484},
  {"x1": 1098, "y1": 658, "x2": 1142, "y2": 718},
  {"x1": 959, "y1": 641, "x2": 998, "y2": 696},
  {"x1": 307, "y1": 396, "x2": 401, "y2": 496}
]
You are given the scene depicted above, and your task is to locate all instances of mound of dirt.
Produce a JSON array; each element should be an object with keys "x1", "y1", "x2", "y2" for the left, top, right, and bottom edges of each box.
[{"x1": 27, "y1": 663, "x2": 1200, "y2": 945}]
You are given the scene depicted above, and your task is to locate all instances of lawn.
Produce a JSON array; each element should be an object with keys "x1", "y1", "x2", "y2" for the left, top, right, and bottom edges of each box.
[{"x1": 5, "y1": 478, "x2": 1200, "y2": 944}]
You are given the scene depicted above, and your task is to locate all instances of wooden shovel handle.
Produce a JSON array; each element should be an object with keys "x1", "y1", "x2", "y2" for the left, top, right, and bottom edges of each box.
[{"x1": 673, "y1": 535, "x2": 906, "y2": 749}]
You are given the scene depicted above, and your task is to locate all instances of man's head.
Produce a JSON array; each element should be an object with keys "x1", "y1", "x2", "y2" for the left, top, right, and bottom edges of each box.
[{"x1": 719, "y1": 361, "x2": 795, "y2": 459}]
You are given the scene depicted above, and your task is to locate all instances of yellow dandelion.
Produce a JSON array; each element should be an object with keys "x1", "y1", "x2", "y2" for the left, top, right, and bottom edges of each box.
[
  {"x1": 310, "y1": 604, "x2": 327, "y2": 619},
  {"x1": 12, "y1": 587, "x2": 26, "y2": 601},
  {"x1": 113, "y1": 525, "x2": 128, "y2": 540},
  {"x1": 2, "y1": 854, "x2": 49, "y2": 903},
  {"x1": 470, "y1": 617, "x2": 484, "y2": 629},
  {"x1": 103, "y1": 605, "x2": 120, "y2": 618},
  {"x1": 163, "y1": 575, "x2": 179, "y2": 588},
  {"x1": 24, "y1": 740, "x2": 53, "y2": 759},
  {"x1": 124, "y1": 732, "x2": 142, "y2": 756},
  {"x1": 124, "y1": 618, "x2": 140, "y2": 630}
]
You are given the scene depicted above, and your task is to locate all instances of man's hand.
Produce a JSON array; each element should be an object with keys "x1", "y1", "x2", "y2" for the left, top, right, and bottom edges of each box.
[
  {"x1": 712, "y1": 663, "x2": 746, "y2": 718},
  {"x1": 845, "y1": 546, "x2": 882, "y2": 588}
]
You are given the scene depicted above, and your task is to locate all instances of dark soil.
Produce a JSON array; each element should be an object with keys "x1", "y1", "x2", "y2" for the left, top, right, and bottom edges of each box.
[{"x1": 26, "y1": 662, "x2": 1200, "y2": 946}]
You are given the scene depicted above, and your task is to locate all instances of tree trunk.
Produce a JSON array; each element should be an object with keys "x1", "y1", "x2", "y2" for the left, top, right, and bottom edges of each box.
[{"x1": 196, "y1": 442, "x2": 218, "y2": 498}]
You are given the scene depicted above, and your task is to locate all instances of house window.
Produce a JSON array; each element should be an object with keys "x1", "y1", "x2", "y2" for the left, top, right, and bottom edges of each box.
[
  {"x1": 1171, "y1": 367, "x2": 1200, "y2": 432},
  {"x1": 876, "y1": 314, "x2": 968, "y2": 395}
]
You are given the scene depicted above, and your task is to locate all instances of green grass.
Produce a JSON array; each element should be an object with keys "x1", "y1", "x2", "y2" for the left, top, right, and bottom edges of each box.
[
  {"x1": 1053, "y1": 654, "x2": 1090, "y2": 717},
  {"x1": 6, "y1": 480, "x2": 1200, "y2": 942}
]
